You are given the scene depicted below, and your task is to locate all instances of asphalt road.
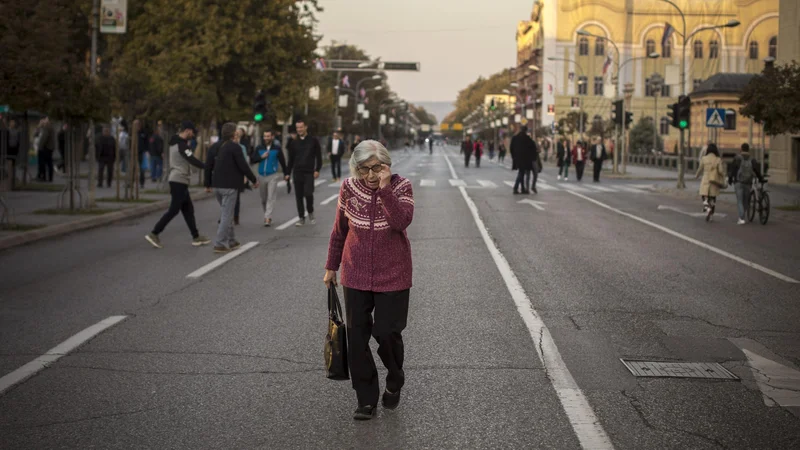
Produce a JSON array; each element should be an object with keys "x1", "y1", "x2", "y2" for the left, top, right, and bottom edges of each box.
[{"x1": 1, "y1": 145, "x2": 799, "y2": 449}]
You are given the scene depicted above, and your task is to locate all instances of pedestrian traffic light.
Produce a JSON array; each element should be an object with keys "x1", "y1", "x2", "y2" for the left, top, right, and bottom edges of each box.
[
  {"x1": 253, "y1": 90, "x2": 267, "y2": 122},
  {"x1": 667, "y1": 102, "x2": 679, "y2": 128},
  {"x1": 611, "y1": 99, "x2": 623, "y2": 127},
  {"x1": 676, "y1": 94, "x2": 691, "y2": 130},
  {"x1": 490, "y1": 99, "x2": 496, "y2": 111},
  {"x1": 625, "y1": 111, "x2": 633, "y2": 129}
]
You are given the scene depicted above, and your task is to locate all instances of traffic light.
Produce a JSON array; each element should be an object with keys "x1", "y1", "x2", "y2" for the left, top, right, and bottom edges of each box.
[
  {"x1": 611, "y1": 100, "x2": 623, "y2": 127},
  {"x1": 625, "y1": 111, "x2": 633, "y2": 129},
  {"x1": 490, "y1": 99, "x2": 496, "y2": 111},
  {"x1": 253, "y1": 90, "x2": 267, "y2": 122},
  {"x1": 667, "y1": 102, "x2": 679, "y2": 128},
  {"x1": 676, "y1": 94, "x2": 691, "y2": 130}
]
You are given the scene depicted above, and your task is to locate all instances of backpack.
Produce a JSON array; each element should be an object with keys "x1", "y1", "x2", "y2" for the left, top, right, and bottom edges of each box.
[{"x1": 738, "y1": 157, "x2": 754, "y2": 184}]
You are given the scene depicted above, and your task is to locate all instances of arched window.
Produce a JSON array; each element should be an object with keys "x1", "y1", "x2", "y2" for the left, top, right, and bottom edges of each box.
[
  {"x1": 662, "y1": 41, "x2": 672, "y2": 58},
  {"x1": 579, "y1": 37, "x2": 589, "y2": 56},
  {"x1": 660, "y1": 117, "x2": 670, "y2": 136},
  {"x1": 646, "y1": 39, "x2": 656, "y2": 55},
  {"x1": 595, "y1": 38, "x2": 605, "y2": 56},
  {"x1": 749, "y1": 41, "x2": 759, "y2": 60},
  {"x1": 709, "y1": 40, "x2": 719, "y2": 59},
  {"x1": 693, "y1": 40, "x2": 703, "y2": 58},
  {"x1": 769, "y1": 37, "x2": 778, "y2": 59}
]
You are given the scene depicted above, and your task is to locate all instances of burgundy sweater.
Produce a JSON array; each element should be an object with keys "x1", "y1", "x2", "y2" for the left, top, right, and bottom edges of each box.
[{"x1": 325, "y1": 175, "x2": 414, "y2": 292}]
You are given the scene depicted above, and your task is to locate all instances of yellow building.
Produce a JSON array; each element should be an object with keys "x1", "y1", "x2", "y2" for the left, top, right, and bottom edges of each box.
[
  {"x1": 769, "y1": 0, "x2": 800, "y2": 184},
  {"x1": 534, "y1": 0, "x2": 779, "y2": 153}
]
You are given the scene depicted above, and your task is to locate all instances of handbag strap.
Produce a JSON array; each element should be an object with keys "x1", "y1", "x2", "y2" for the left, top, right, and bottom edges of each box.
[{"x1": 328, "y1": 286, "x2": 343, "y2": 319}]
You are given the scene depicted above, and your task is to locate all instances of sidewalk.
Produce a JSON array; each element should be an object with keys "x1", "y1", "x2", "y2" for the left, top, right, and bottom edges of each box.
[{"x1": 0, "y1": 164, "x2": 211, "y2": 250}]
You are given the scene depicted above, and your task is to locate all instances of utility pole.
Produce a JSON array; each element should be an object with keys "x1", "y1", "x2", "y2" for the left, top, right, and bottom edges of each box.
[{"x1": 87, "y1": 0, "x2": 99, "y2": 207}]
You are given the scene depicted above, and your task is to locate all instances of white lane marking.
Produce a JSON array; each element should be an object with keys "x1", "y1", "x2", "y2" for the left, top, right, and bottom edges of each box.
[
  {"x1": 420, "y1": 179, "x2": 436, "y2": 187},
  {"x1": 187, "y1": 241, "x2": 259, "y2": 279},
  {"x1": 449, "y1": 179, "x2": 466, "y2": 187},
  {"x1": 518, "y1": 199, "x2": 547, "y2": 211},
  {"x1": 536, "y1": 183, "x2": 559, "y2": 191},
  {"x1": 477, "y1": 180, "x2": 498, "y2": 188},
  {"x1": 560, "y1": 184, "x2": 592, "y2": 193},
  {"x1": 408, "y1": 172, "x2": 418, "y2": 176},
  {"x1": 328, "y1": 182, "x2": 340, "y2": 188},
  {"x1": 586, "y1": 185, "x2": 618, "y2": 193},
  {"x1": 320, "y1": 194, "x2": 339, "y2": 206},
  {"x1": 658, "y1": 205, "x2": 727, "y2": 218},
  {"x1": 504, "y1": 181, "x2": 515, "y2": 188},
  {"x1": 615, "y1": 186, "x2": 648, "y2": 194},
  {"x1": 458, "y1": 185, "x2": 613, "y2": 449},
  {"x1": 568, "y1": 191, "x2": 799, "y2": 283},
  {"x1": 742, "y1": 349, "x2": 800, "y2": 407},
  {"x1": 0, "y1": 315, "x2": 128, "y2": 395},
  {"x1": 276, "y1": 216, "x2": 301, "y2": 230},
  {"x1": 444, "y1": 151, "x2": 458, "y2": 179},
  {"x1": 314, "y1": 179, "x2": 327, "y2": 187}
]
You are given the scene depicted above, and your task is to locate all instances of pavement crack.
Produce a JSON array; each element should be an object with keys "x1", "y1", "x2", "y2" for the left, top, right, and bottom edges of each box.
[
  {"x1": 2, "y1": 405, "x2": 161, "y2": 430},
  {"x1": 568, "y1": 315, "x2": 582, "y2": 330},
  {"x1": 77, "y1": 349, "x2": 317, "y2": 366},
  {"x1": 537, "y1": 327, "x2": 550, "y2": 381}
]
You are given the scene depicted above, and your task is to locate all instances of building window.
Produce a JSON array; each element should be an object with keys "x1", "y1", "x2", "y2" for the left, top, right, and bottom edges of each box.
[
  {"x1": 593, "y1": 76, "x2": 604, "y2": 96},
  {"x1": 724, "y1": 110, "x2": 737, "y2": 130},
  {"x1": 709, "y1": 40, "x2": 719, "y2": 59},
  {"x1": 694, "y1": 40, "x2": 703, "y2": 58},
  {"x1": 693, "y1": 79, "x2": 703, "y2": 90},
  {"x1": 579, "y1": 37, "x2": 589, "y2": 56},
  {"x1": 749, "y1": 41, "x2": 759, "y2": 60},
  {"x1": 595, "y1": 38, "x2": 605, "y2": 56},
  {"x1": 646, "y1": 39, "x2": 656, "y2": 55},
  {"x1": 578, "y1": 76, "x2": 588, "y2": 95},
  {"x1": 660, "y1": 117, "x2": 670, "y2": 135},
  {"x1": 661, "y1": 84, "x2": 671, "y2": 97},
  {"x1": 769, "y1": 37, "x2": 777, "y2": 59},
  {"x1": 662, "y1": 41, "x2": 672, "y2": 58}
]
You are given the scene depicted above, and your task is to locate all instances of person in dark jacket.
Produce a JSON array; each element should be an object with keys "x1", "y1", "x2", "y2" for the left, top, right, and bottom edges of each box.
[
  {"x1": 210, "y1": 122, "x2": 258, "y2": 252},
  {"x1": 149, "y1": 129, "x2": 165, "y2": 182},
  {"x1": 556, "y1": 137, "x2": 570, "y2": 181},
  {"x1": 461, "y1": 135, "x2": 473, "y2": 167},
  {"x1": 95, "y1": 126, "x2": 117, "y2": 187},
  {"x1": 589, "y1": 137, "x2": 608, "y2": 182},
  {"x1": 327, "y1": 130, "x2": 346, "y2": 182},
  {"x1": 57, "y1": 123, "x2": 69, "y2": 173},
  {"x1": 37, "y1": 117, "x2": 56, "y2": 182},
  {"x1": 286, "y1": 118, "x2": 322, "y2": 226},
  {"x1": 510, "y1": 126, "x2": 536, "y2": 194}
]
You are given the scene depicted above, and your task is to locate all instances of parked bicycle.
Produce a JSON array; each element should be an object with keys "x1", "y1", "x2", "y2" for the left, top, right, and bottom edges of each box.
[{"x1": 748, "y1": 177, "x2": 770, "y2": 225}]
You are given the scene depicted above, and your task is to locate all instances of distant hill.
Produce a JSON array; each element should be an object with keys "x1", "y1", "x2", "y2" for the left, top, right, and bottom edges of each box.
[{"x1": 412, "y1": 101, "x2": 455, "y2": 125}]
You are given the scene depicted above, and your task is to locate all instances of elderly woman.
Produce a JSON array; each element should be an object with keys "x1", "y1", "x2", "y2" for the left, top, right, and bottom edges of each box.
[{"x1": 324, "y1": 140, "x2": 414, "y2": 421}]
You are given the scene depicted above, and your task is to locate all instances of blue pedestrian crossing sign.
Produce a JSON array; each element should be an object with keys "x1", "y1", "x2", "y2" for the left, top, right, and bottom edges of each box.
[{"x1": 706, "y1": 108, "x2": 726, "y2": 128}]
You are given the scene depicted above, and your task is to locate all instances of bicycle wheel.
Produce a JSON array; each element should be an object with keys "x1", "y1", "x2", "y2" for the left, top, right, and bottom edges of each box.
[
  {"x1": 759, "y1": 191, "x2": 770, "y2": 225},
  {"x1": 748, "y1": 190, "x2": 757, "y2": 222}
]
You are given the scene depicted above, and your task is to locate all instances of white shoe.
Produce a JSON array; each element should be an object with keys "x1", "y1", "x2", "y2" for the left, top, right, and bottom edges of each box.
[
  {"x1": 737, "y1": 219, "x2": 746, "y2": 225},
  {"x1": 557, "y1": 175, "x2": 562, "y2": 180},
  {"x1": 564, "y1": 177, "x2": 568, "y2": 181}
]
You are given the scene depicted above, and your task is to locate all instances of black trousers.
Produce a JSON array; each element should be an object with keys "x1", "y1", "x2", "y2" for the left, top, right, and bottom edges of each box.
[
  {"x1": 293, "y1": 172, "x2": 315, "y2": 219},
  {"x1": 464, "y1": 153, "x2": 471, "y2": 168},
  {"x1": 343, "y1": 287, "x2": 410, "y2": 407},
  {"x1": 593, "y1": 160, "x2": 603, "y2": 182},
  {"x1": 97, "y1": 160, "x2": 113, "y2": 187},
  {"x1": 37, "y1": 149, "x2": 54, "y2": 181},
  {"x1": 330, "y1": 155, "x2": 342, "y2": 179},
  {"x1": 152, "y1": 182, "x2": 199, "y2": 238},
  {"x1": 475, "y1": 155, "x2": 481, "y2": 168},
  {"x1": 575, "y1": 161, "x2": 586, "y2": 181}
]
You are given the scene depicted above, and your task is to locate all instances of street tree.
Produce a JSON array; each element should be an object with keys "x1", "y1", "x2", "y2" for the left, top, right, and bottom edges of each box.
[
  {"x1": 444, "y1": 69, "x2": 515, "y2": 124},
  {"x1": 629, "y1": 117, "x2": 663, "y2": 154},
  {"x1": 739, "y1": 61, "x2": 800, "y2": 136}
]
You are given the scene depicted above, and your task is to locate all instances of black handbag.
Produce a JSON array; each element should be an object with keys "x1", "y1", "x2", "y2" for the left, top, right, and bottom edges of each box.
[{"x1": 324, "y1": 286, "x2": 349, "y2": 380}]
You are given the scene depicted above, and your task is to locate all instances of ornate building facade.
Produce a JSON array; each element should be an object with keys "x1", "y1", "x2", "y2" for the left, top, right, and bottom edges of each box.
[{"x1": 525, "y1": 0, "x2": 778, "y2": 154}]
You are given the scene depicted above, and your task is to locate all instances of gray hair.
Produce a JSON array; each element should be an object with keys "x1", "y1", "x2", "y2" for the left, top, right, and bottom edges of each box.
[{"x1": 349, "y1": 140, "x2": 391, "y2": 178}]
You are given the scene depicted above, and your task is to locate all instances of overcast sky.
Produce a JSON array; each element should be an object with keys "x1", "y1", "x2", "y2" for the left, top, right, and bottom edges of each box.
[{"x1": 315, "y1": 0, "x2": 535, "y2": 103}]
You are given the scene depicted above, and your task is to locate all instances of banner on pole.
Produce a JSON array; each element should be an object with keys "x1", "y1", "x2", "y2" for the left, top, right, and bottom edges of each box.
[
  {"x1": 338, "y1": 95, "x2": 348, "y2": 108},
  {"x1": 100, "y1": 0, "x2": 127, "y2": 34}
]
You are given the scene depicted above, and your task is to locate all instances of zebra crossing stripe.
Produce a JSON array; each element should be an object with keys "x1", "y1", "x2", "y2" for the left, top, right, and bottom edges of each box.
[
  {"x1": 314, "y1": 179, "x2": 327, "y2": 187},
  {"x1": 504, "y1": 181, "x2": 515, "y2": 188},
  {"x1": 536, "y1": 183, "x2": 559, "y2": 191},
  {"x1": 449, "y1": 179, "x2": 467, "y2": 187},
  {"x1": 477, "y1": 180, "x2": 498, "y2": 188},
  {"x1": 586, "y1": 185, "x2": 617, "y2": 193},
  {"x1": 560, "y1": 184, "x2": 592, "y2": 193},
  {"x1": 614, "y1": 186, "x2": 646, "y2": 194},
  {"x1": 420, "y1": 179, "x2": 436, "y2": 187}
]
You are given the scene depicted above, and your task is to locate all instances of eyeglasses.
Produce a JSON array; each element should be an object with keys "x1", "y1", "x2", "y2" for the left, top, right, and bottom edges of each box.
[{"x1": 357, "y1": 164, "x2": 385, "y2": 175}]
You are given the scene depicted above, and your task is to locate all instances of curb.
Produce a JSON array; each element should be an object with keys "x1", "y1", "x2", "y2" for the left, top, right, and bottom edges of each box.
[{"x1": 0, "y1": 191, "x2": 214, "y2": 252}]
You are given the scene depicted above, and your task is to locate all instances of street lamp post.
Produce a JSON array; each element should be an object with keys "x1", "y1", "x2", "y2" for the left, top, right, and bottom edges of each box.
[
  {"x1": 615, "y1": 52, "x2": 660, "y2": 173},
  {"x1": 659, "y1": 0, "x2": 739, "y2": 189},
  {"x1": 548, "y1": 57, "x2": 586, "y2": 141}
]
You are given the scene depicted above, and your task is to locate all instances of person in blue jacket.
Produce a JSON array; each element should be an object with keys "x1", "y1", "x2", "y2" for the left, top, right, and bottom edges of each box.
[{"x1": 250, "y1": 129, "x2": 288, "y2": 227}]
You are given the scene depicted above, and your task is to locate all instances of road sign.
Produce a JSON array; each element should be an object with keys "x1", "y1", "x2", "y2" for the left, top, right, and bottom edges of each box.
[
  {"x1": 452, "y1": 123, "x2": 463, "y2": 131},
  {"x1": 421, "y1": 124, "x2": 431, "y2": 132},
  {"x1": 100, "y1": 0, "x2": 127, "y2": 34},
  {"x1": 440, "y1": 124, "x2": 450, "y2": 131},
  {"x1": 706, "y1": 108, "x2": 726, "y2": 128},
  {"x1": 324, "y1": 60, "x2": 420, "y2": 72}
]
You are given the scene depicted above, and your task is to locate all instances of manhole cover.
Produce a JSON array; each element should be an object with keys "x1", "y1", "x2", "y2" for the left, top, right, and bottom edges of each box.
[{"x1": 620, "y1": 359, "x2": 739, "y2": 380}]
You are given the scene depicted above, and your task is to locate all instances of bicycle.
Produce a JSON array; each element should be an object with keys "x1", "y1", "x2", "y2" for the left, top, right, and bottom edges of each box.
[{"x1": 747, "y1": 177, "x2": 770, "y2": 225}]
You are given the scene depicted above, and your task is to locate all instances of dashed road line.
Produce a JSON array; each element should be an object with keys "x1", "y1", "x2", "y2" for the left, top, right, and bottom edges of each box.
[{"x1": 187, "y1": 241, "x2": 260, "y2": 279}]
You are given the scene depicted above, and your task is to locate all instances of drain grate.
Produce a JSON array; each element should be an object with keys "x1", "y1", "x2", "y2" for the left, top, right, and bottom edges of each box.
[{"x1": 620, "y1": 359, "x2": 739, "y2": 380}]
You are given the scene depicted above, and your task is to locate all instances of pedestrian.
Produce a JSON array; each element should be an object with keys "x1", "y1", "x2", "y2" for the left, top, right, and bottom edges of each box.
[
  {"x1": 232, "y1": 127, "x2": 251, "y2": 226},
  {"x1": 694, "y1": 143, "x2": 725, "y2": 222},
  {"x1": 461, "y1": 135, "x2": 472, "y2": 168},
  {"x1": 137, "y1": 123, "x2": 149, "y2": 188},
  {"x1": 36, "y1": 116, "x2": 55, "y2": 182},
  {"x1": 474, "y1": 139, "x2": 483, "y2": 168},
  {"x1": 57, "y1": 123, "x2": 68, "y2": 173},
  {"x1": 328, "y1": 130, "x2": 345, "y2": 182},
  {"x1": 210, "y1": 122, "x2": 258, "y2": 253},
  {"x1": 526, "y1": 143, "x2": 542, "y2": 194},
  {"x1": 95, "y1": 126, "x2": 116, "y2": 188},
  {"x1": 286, "y1": 118, "x2": 322, "y2": 227},
  {"x1": 324, "y1": 139, "x2": 414, "y2": 421},
  {"x1": 590, "y1": 137, "x2": 608, "y2": 182},
  {"x1": 149, "y1": 128, "x2": 165, "y2": 182},
  {"x1": 145, "y1": 120, "x2": 211, "y2": 248},
  {"x1": 729, "y1": 143, "x2": 764, "y2": 225},
  {"x1": 251, "y1": 129, "x2": 287, "y2": 227},
  {"x1": 556, "y1": 137, "x2": 570, "y2": 181},
  {"x1": 542, "y1": 137, "x2": 551, "y2": 162},
  {"x1": 488, "y1": 140, "x2": 495, "y2": 160},
  {"x1": 498, "y1": 140, "x2": 506, "y2": 163},
  {"x1": 510, "y1": 126, "x2": 536, "y2": 194},
  {"x1": 428, "y1": 137, "x2": 433, "y2": 155},
  {"x1": 5, "y1": 118, "x2": 20, "y2": 189},
  {"x1": 118, "y1": 124, "x2": 130, "y2": 174},
  {"x1": 572, "y1": 140, "x2": 587, "y2": 182}
]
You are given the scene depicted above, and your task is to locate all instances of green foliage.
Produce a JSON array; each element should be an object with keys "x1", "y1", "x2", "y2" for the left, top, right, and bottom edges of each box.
[
  {"x1": 557, "y1": 112, "x2": 587, "y2": 138},
  {"x1": 411, "y1": 105, "x2": 437, "y2": 125},
  {"x1": 629, "y1": 117, "x2": 663, "y2": 154},
  {"x1": 443, "y1": 69, "x2": 515, "y2": 124},
  {"x1": 740, "y1": 61, "x2": 800, "y2": 136},
  {"x1": 588, "y1": 118, "x2": 615, "y2": 140}
]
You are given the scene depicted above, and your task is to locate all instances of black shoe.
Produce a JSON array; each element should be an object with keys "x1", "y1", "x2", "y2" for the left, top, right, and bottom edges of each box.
[
  {"x1": 382, "y1": 390, "x2": 401, "y2": 410},
  {"x1": 353, "y1": 405, "x2": 376, "y2": 420},
  {"x1": 513, "y1": 190, "x2": 520, "y2": 195},
  {"x1": 521, "y1": 190, "x2": 530, "y2": 194},
  {"x1": 532, "y1": 186, "x2": 537, "y2": 194}
]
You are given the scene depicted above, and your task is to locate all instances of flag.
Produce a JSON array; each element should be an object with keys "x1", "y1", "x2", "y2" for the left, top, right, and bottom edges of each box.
[
  {"x1": 359, "y1": 87, "x2": 366, "y2": 98},
  {"x1": 315, "y1": 58, "x2": 326, "y2": 71},
  {"x1": 548, "y1": 84, "x2": 553, "y2": 94},
  {"x1": 661, "y1": 22, "x2": 675, "y2": 49},
  {"x1": 364, "y1": 97, "x2": 369, "y2": 105},
  {"x1": 341, "y1": 75, "x2": 350, "y2": 88},
  {"x1": 602, "y1": 55, "x2": 612, "y2": 76}
]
